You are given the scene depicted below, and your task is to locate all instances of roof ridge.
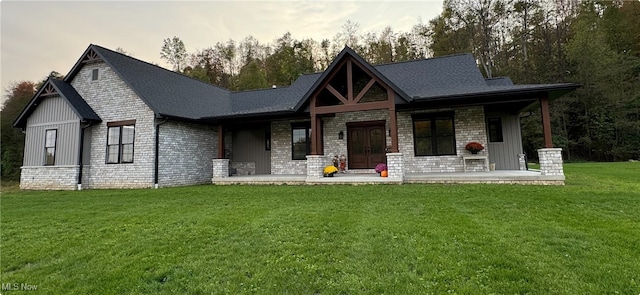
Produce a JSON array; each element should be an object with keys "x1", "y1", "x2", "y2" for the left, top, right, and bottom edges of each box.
[
  {"x1": 373, "y1": 53, "x2": 474, "y2": 67},
  {"x1": 91, "y1": 44, "x2": 231, "y2": 93}
]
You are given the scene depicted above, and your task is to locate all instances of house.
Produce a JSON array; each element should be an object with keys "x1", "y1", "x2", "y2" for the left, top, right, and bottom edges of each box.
[{"x1": 13, "y1": 44, "x2": 579, "y2": 189}]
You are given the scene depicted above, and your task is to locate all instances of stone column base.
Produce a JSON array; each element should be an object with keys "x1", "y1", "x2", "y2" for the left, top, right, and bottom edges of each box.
[
  {"x1": 538, "y1": 148, "x2": 564, "y2": 176},
  {"x1": 518, "y1": 153, "x2": 527, "y2": 170},
  {"x1": 386, "y1": 153, "x2": 405, "y2": 180},
  {"x1": 306, "y1": 155, "x2": 326, "y2": 179},
  {"x1": 212, "y1": 159, "x2": 230, "y2": 179}
]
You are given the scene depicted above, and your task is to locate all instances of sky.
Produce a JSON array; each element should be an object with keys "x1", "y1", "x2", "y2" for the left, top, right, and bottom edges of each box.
[{"x1": 1, "y1": 0, "x2": 444, "y2": 102}]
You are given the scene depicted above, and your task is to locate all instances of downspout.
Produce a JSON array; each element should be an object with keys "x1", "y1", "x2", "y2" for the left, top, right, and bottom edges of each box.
[
  {"x1": 154, "y1": 117, "x2": 169, "y2": 189},
  {"x1": 77, "y1": 121, "x2": 93, "y2": 190}
]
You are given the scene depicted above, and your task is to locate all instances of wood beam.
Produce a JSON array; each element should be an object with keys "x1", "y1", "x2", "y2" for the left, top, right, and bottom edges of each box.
[
  {"x1": 539, "y1": 95, "x2": 553, "y2": 148},
  {"x1": 347, "y1": 59, "x2": 353, "y2": 101},
  {"x1": 353, "y1": 79, "x2": 376, "y2": 104},
  {"x1": 325, "y1": 85, "x2": 349, "y2": 105},
  {"x1": 314, "y1": 101, "x2": 390, "y2": 115},
  {"x1": 388, "y1": 88, "x2": 399, "y2": 153},
  {"x1": 217, "y1": 125, "x2": 225, "y2": 158}
]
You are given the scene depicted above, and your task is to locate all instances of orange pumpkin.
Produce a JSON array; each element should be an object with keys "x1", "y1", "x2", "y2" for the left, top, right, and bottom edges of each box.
[{"x1": 381, "y1": 170, "x2": 388, "y2": 177}]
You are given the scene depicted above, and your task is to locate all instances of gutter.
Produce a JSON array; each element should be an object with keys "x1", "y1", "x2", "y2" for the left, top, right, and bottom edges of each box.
[{"x1": 154, "y1": 117, "x2": 169, "y2": 189}]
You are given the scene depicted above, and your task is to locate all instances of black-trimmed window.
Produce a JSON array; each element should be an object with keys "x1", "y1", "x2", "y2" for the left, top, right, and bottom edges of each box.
[
  {"x1": 107, "y1": 120, "x2": 135, "y2": 164},
  {"x1": 487, "y1": 117, "x2": 504, "y2": 142},
  {"x1": 44, "y1": 129, "x2": 57, "y2": 165},
  {"x1": 291, "y1": 122, "x2": 311, "y2": 160},
  {"x1": 413, "y1": 112, "x2": 456, "y2": 156}
]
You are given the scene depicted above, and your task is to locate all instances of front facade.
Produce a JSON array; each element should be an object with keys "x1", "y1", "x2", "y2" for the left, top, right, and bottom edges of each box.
[{"x1": 14, "y1": 44, "x2": 577, "y2": 189}]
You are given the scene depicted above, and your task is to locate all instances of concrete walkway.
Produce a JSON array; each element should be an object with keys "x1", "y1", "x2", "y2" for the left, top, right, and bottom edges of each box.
[{"x1": 212, "y1": 170, "x2": 564, "y2": 185}]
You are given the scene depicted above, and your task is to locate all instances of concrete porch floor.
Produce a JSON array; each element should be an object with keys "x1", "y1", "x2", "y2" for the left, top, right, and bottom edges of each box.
[{"x1": 212, "y1": 170, "x2": 564, "y2": 185}]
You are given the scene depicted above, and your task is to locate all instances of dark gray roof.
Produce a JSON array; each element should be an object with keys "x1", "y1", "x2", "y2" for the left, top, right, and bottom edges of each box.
[
  {"x1": 13, "y1": 78, "x2": 101, "y2": 128},
  {"x1": 18, "y1": 44, "x2": 576, "y2": 126},
  {"x1": 67, "y1": 45, "x2": 231, "y2": 120},
  {"x1": 225, "y1": 73, "x2": 321, "y2": 118}
]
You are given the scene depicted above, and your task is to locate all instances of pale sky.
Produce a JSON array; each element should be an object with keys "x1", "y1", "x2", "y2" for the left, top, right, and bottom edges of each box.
[{"x1": 1, "y1": 0, "x2": 444, "y2": 102}]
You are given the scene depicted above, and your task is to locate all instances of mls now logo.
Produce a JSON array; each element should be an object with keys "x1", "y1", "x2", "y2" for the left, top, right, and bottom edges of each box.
[{"x1": 1, "y1": 282, "x2": 38, "y2": 291}]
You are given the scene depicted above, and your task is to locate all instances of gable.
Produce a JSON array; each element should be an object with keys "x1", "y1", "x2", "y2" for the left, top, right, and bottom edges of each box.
[
  {"x1": 13, "y1": 79, "x2": 101, "y2": 128},
  {"x1": 64, "y1": 45, "x2": 232, "y2": 121}
]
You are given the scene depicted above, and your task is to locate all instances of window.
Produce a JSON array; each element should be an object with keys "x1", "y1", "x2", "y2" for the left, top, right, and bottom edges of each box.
[
  {"x1": 44, "y1": 129, "x2": 57, "y2": 165},
  {"x1": 488, "y1": 118, "x2": 504, "y2": 142},
  {"x1": 92, "y1": 69, "x2": 99, "y2": 81},
  {"x1": 291, "y1": 122, "x2": 311, "y2": 160},
  {"x1": 106, "y1": 120, "x2": 135, "y2": 164},
  {"x1": 413, "y1": 113, "x2": 456, "y2": 156}
]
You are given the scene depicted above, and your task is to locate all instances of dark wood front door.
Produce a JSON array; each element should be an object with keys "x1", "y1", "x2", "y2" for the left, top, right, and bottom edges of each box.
[{"x1": 348, "y1": 122, "x2": 386, "y2": 169}]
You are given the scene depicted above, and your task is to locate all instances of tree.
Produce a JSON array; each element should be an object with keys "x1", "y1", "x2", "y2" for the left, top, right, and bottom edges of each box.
[
  {"x1": 237, "y1": 60, "x2": 268, "y2": 91},
  {"x1": 160, "y1": 36, "x2": 187, "y2": 72},
  {"x1": 1, "y1": 81, "x2": 37, "y2": 182}
]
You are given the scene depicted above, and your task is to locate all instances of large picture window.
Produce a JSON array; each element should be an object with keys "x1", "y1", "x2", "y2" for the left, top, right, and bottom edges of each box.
[
  {"x1": 44, "y1": 129, "x2": 57, "y2": 165},
  {"x1": 291, "y1": 122, "x2": 311, "y2": 160},
  {"x1": 413, "y1": 113, "x2": 456, "y2": 156},
  {"x1": 106, "y1": 120, "x2": 135, "y2": 164}
]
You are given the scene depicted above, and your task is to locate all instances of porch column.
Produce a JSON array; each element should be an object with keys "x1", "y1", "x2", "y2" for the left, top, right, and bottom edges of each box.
[
  {"x1": 212, "y1": 159, "x2": 230, "y2": 179},
  {"x1": 217, "y1": 125, "x2": 225, "y2": 159},
  {"x1": 311, "y1": 113, "x2": 323, "y2": 155},
  {"x1": 306, "y1": 155, "x2": 325, "y2": 179},
  {"x1": 386, "y1": 152, "x2": 404, "y2": 181},
  {"x1": 539, "y1": 95, "x2": 553, "y2": 148},
  {"x1": 387, "y1": 89, "x2": 399, "y2": 153},
  {"x1": 538, "y1": 148, "x2": 564, "y2": 176}
]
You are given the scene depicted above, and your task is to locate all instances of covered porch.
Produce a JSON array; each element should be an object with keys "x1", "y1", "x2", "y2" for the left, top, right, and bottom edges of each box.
[{"x1": 210, "y1": 169, "x2": 564, "y2": 185}]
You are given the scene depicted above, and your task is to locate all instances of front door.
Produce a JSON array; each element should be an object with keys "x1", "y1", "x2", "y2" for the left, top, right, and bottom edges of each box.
[{"x1": 347, "y1": 122, "x2": 386, "y2": 169}]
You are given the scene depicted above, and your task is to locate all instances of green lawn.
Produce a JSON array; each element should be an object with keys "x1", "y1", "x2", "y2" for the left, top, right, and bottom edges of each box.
[{"x1": 1, "y1": 163, "x2": 639, "y2": 294}]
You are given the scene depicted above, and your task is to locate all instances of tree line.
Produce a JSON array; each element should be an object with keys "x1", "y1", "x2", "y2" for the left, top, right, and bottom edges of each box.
[{"x1": 2, "y1": 0, "x2": 638, "y2": 181}]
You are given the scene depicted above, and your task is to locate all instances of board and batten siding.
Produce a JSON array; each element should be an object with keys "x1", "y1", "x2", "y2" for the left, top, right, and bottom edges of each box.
[
  {"x1": 231, "y1": 125, "x2": 271, "y2": 175},
  {"x1": 486, "y1": 112, "x2": 523, "y2": 170},
  {"x1": 23, "y1": 96, "x2": 81, "y2": 166}
]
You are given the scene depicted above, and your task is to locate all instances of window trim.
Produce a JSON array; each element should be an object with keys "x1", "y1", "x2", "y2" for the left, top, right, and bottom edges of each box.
[
  {"x1": 412, "y1": 112, "x2": 456, "y2": 156},
  {"x1": 106, "y1": 120, "x2": 136, "y2": 164},
  {"x1": 44, "y1": 129, "x2": 57, "y2": 166},
  {"x1": 291, "y1": 122, "x2": 311, "y2": 160},
  {"x1": 91, "y1": 68, "x2": 99, "y2": 81}
]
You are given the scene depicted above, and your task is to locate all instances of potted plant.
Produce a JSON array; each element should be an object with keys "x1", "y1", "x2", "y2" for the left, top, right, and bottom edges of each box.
[
  {"x1": 465, "y1": 142, "x2": 484, "y2": 154},
  {"x1": 323, "y1": 165, "x2": 338, "y2": 177},
  {"x1": 375, "y1": 163, "x2": 387, "y2": 176}
]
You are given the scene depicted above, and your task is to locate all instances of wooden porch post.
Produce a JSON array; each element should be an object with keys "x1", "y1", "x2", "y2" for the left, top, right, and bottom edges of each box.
[
  {"x1": 388, "y1": 89, "x2": 399, "y2": 153},
  {"x1": 217, "y1": 124, "x2": 225, "y2": 158},
  {"x1": 311, "y1": 113, "x2": 318, "y2": 155},
  {"x1": 539, "y1": 95, "x2": 553, "y2": 148}
]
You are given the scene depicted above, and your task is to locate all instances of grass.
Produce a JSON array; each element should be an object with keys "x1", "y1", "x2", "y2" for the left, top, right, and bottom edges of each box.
[{"x1": 1, "y1": 162, "x2": 639, "y2": 294}]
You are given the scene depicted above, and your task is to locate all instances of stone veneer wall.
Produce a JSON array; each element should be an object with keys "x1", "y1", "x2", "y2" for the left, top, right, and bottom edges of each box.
[
  {"x1": 20, "y1": 166, "x2": 79, "y2": 190},
  {"x1": 270, "y1": 120, "x2": 309, "y2": 174},
  {"x1": 72, "y1": 62, "x2": 156, "y2": 189},
  {"x1": 398, "y1": 106, "x2": 489, "y2": 173},
  {"x1": 158, "y1": 121, "x2": 216, "y2": 187}
]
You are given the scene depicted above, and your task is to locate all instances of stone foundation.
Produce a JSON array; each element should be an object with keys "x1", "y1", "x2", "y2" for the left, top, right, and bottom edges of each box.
[{"x1": 20, "y1": 166, "x2": 79, "y2": 190}]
